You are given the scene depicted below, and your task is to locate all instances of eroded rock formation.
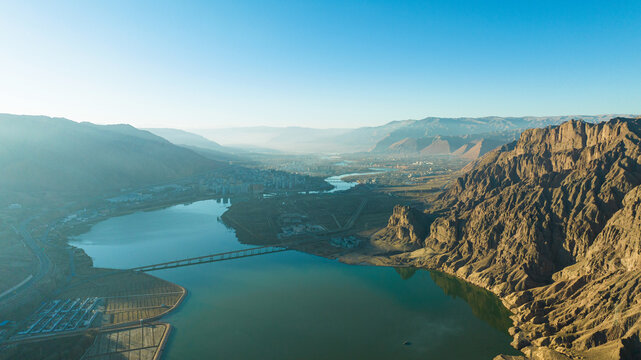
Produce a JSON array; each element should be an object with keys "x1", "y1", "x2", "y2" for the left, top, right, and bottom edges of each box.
[
  {"x1": 377, "y1": 117, "x2": 641, "y2": 359},
  {"x1": 373, "y1": 205, "x2": 431, "y2": 250}
]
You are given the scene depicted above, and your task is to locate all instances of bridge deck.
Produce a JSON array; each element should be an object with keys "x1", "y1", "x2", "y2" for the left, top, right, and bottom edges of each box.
[{"x1": 129, "y1": 246, "x2": 290, "y2": 272}]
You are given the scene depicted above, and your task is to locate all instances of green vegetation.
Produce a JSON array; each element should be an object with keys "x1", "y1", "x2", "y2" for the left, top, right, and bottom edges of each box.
[{"x1": 0, "y1": 331, "x2": 96, "y2": 360}]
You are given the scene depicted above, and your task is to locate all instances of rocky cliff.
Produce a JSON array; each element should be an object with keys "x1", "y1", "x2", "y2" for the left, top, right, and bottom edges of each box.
[
  {"x1": 377, "y1": 117, "x2": 641, "y2": 359},
  {"x1": 373, "y1": 205, "x2": 431, "y2": 250}
]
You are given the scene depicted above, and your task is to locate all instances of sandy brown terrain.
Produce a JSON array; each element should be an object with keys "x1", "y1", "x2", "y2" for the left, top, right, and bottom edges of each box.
[{"x1": 372, "y1": 118, "x2": 641, "y2": 359}]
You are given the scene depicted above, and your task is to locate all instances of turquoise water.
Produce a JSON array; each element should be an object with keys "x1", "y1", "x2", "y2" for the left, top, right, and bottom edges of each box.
[{"x1": 71, "y1": 199, "x2": 519, "y2": 359}]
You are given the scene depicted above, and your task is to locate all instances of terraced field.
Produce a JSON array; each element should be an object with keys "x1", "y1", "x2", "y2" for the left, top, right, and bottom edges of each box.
[
  {"x1": 82, "y1": 324, "x2": 169, "y2": 360},
  {"x1": 59, "y1": 270, "x2": 184, "y2": 327}
]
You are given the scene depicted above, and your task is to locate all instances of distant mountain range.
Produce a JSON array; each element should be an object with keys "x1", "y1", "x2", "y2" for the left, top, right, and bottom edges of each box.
[
  {"x1": 0, "y1": 114, "x2": 218, "y2": 198},
  {"x1": 369, "y1": 131, "x2": 521, "y2": 159},
  {"x1": 194, "y1": 126, "x2": 347, "y2": 154},
  {"x1": 3, "y1": 114, "x2": 636, "y2": 202},
  {"x1": 194, "y1": 115, "x2": 636, "y2": 155}
]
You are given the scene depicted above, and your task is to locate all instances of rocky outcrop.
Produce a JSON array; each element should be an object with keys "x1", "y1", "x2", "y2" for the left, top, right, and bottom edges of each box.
[
  {"x1": 380, "y1": 117, "x2": 641, "y2": 359},
  {"x1": 372, "y1": 205, "x2": 431, "y2": 250}
]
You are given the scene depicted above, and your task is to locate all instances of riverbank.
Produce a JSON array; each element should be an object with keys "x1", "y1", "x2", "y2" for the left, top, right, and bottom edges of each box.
[
  {"x1": 3, "y1": 175, "x2": 519, "y2": 359},
  {"x1": 0, "y1": 188, "x2": 224, "y2": 359},
  {"x1": 340, "y1": 238, "x2": 629, "y2": 360},
  {"x1": 71, "y1": 197, "x2": 520, "y2": 359},
  {"x1": 342, "y1": 249, "x2": 586, "y2": 360}
]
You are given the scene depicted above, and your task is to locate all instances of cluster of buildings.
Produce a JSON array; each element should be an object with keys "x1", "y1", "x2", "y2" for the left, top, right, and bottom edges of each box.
[
  {"x1": 203, "y1": 168, "x2": 322, "y2": 196},
  {"x1": 53, "y1": 166, "x2": 329, "y2": 233},
  {"x1": 60, "y1": 208, "x2": 103, "y2": 227},
  {"x1": 330, "y1": 236, "x2": 361, "y2": 249},
  {"x1": 17, "y1": 297, "x2": 103, "y2": 337},
  {"x1": 107, "y1": 184, "x2": 190, "y2": 204},
  {"x1": 204, "y1": 179, "x2": 261, "y2": 196},
  {"x1": 104, "y1": 167, "x2": 325, "y2": 204},
  {"x1": 279, "y1": 223, "x2": 326, "y2": 238},
  {"x1": 107, "y1": 192, "x2": 153, "y2": 203},
  {"x1": 278, "y1": 212, "x2": 326, "y2": 238}
]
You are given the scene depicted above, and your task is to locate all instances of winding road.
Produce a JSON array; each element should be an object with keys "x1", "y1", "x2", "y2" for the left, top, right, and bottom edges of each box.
[{"x1": 0, "y1": 217, "x2": 53, "y2": 309}]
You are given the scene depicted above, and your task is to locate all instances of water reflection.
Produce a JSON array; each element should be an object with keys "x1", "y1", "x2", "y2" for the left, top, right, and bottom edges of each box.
[
  {"x1": 394, "y1": 267, "x2": 418, "y2": 280},
  {"x1": 393, "y1": 267, "x2": 513, "y2": 334},
  {"x1": 430, "y1": 271, "x2": 513, "y2": 333}
]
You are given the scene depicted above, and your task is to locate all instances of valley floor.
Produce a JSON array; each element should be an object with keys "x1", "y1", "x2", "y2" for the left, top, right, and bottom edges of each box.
[{"x1": 0, "y1": 173, "x2": 527, "y2": 360}]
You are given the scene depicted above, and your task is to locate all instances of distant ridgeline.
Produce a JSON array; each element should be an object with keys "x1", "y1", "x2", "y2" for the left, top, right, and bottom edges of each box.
[
  {"x1": 143, "y1": 127, "x2": 243, "y2": 162},
  {"x1": 366, "y1": 115, "x2": 636, "y2": 159},
  {"x1": 198, "y1": 114, "x2": 636, "y2": 155},
  {"x1": 0, "y1": 114, "x2": 219, "y2": 199}
]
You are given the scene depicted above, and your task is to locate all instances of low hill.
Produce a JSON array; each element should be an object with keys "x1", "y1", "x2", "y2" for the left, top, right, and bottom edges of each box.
[
  {"x1": 145, "y1": 128, "x2": 231, "y2": 152},
  {"x1": 145, "y1": 128, "x2": 242, "y2": 161},
  {"x1": 0, "y1": 114, "x2": 219, "y2": 198},
  {"x1": 376, "y1": 117, "x2": 641, "y2": 358}
]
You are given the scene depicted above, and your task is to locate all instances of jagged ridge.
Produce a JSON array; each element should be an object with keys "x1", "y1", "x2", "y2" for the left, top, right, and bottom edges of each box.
[{"x1": 379, "y1": 117, "x2": 641, "y2": 359}]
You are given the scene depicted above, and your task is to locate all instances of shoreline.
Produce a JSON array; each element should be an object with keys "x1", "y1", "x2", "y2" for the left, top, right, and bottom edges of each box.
[
  {"x1": 153, "y1": 323, "x2": 172, "y2": 360},
  {"x1": 61, "y1": 194, "x2": 518, "y2": 359}
]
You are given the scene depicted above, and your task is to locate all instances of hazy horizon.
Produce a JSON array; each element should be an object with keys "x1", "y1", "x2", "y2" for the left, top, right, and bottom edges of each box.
[
  {"x1": 1, "y1": 1, "x2": 640, "y2": 129},
  {"x1": 3, "y1": 112, "x2": 638, "y2": 132}
]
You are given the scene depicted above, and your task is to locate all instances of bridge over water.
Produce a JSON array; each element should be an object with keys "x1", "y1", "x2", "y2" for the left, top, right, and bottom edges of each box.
[
  {"x1": 128, "y1": 198, "x2": 368, "y2": 273},
  {"x1": 129, "y1": 245, "x2": 291, "y2": 272}
]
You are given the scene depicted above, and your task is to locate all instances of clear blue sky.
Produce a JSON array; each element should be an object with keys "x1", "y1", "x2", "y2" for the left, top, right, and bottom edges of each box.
[{"x1": 0, "y1": 0, "x2": 639, "y2": 129}]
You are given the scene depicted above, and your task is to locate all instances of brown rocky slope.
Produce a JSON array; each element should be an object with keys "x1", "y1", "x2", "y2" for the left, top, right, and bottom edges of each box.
[{"x1": 374, "y1": 117, "x2": 641, "y2": 359}]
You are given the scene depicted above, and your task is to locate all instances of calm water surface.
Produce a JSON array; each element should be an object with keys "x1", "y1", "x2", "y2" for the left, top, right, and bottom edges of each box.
[
  {"x1": 324, "y1": 168, "x2": 389, "y2": 192},
  {"x1": 72, "y1": 199, "x2": 520, "y2": 359}
]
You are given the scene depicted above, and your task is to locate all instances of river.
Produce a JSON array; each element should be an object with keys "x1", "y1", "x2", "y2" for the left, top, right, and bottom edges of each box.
[
  {"x1": 71, "y1": 177, "x2": 520, "y2": 359},
  {"x1": 323, "y1": 168, "x2": 390, "y2": 192}
]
